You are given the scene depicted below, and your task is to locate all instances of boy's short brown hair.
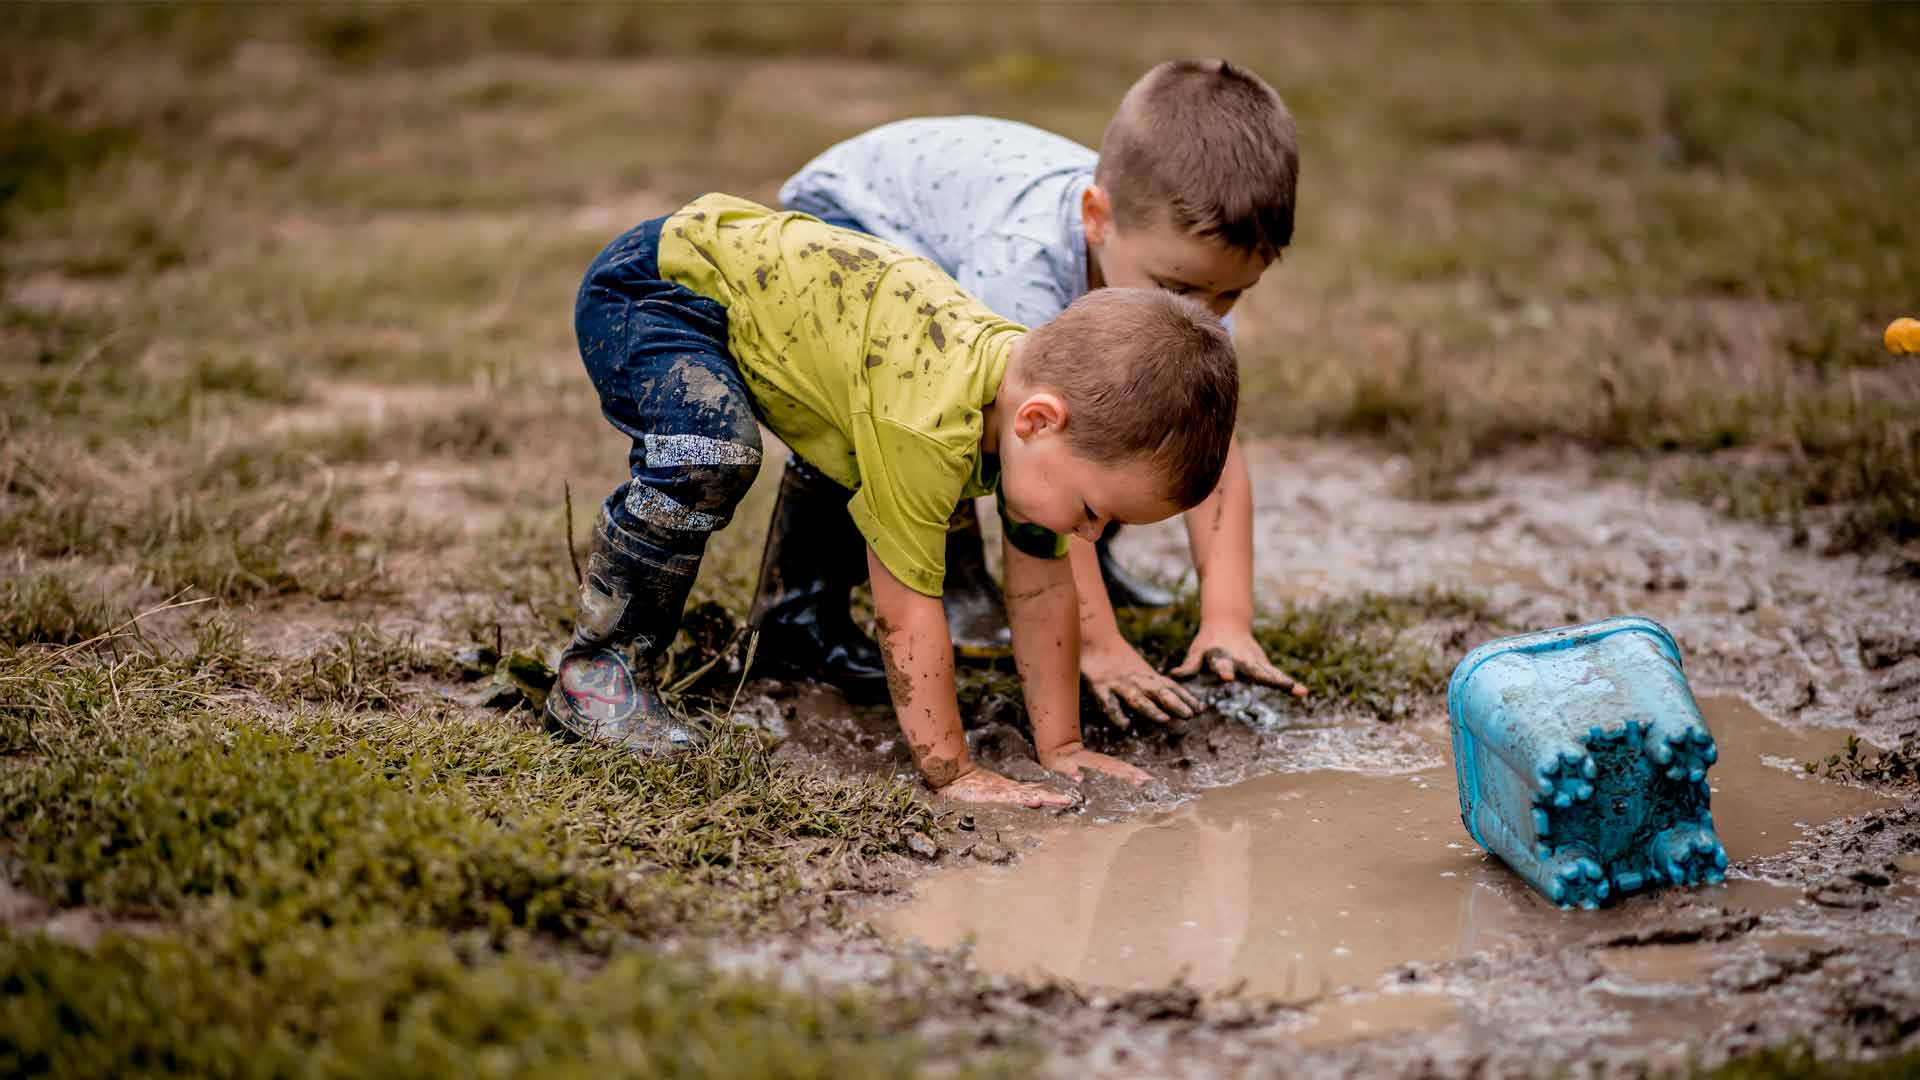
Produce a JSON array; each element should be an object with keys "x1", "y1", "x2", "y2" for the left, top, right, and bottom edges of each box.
[
  {"x1": 1096, "y1": 58, "x2": 1299, "y2": 261},
  {"x1": 1019, "y1": 288, "x2": 1238, "y2": 509}
]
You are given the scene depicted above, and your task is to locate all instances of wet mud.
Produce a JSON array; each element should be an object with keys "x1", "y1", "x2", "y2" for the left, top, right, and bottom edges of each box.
[
  {"x1": 875, "y1": 695, "x2": 1886, "y2": 1006},
  {"x1": 736, "y1": 439, "x2": 1920, "y2": 1077}
]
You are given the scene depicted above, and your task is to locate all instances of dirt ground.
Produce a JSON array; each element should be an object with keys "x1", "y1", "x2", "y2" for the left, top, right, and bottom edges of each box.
[{"x1": 710, "y1": 438, "x2": 1920, "y2": 1078}]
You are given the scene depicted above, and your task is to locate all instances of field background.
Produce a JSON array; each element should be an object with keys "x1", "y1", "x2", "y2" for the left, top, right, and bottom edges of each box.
[{"x1": 2, "y1": 4, "x2": 1917, "y2": 1076}]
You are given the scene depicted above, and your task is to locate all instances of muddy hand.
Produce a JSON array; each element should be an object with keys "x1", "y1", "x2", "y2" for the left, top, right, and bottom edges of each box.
[
  {"x1": 1082, "y1": 641, "x2": 1200, "y2": 728},
  {"x1": 1173, "y1": 625, "x2": 1309, "y2": 698},
  {"x1": 937, "y1": 767, "x2": 1075, "y2": 808},
  {"x1": 1041, "y1": 744, "x2": 1153, "y2": 787}
]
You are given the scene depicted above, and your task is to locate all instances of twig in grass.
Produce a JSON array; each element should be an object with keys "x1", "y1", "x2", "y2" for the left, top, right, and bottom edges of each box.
[
  {"x1": 21, "y1": 591, "x2": 212, "y2": 675},
  {"x1": 726, "y1": 629, "x2": 761, "y2": 720},
  {"x1": 662, "y1": 628, "x2": 743, "y2": 699},
  {"x1": 563, "y1": 481, "x2": 583, "y2": 588}
]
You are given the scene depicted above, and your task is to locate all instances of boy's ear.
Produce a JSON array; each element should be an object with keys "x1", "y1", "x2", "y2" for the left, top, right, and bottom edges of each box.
[
  {"x1": 1012, "y1": 392, "x2": 1068, "y2": 439},
  {"x1": 1081, "y1": 184, "x2": 1113, "y2": 247}
]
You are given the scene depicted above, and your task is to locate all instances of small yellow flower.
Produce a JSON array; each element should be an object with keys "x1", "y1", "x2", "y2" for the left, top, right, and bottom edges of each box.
[{"x1": 1885, "y1": 317, "x2": 1920, "y2": 356}]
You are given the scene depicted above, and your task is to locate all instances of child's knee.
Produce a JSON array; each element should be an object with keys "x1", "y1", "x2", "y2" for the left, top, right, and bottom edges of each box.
[
  {"x1": 618, "y1": 430, "x2": 762, "y2": 547},
  {"x1": 647, "y1": 429, "x2": 762, "y2": 510}
]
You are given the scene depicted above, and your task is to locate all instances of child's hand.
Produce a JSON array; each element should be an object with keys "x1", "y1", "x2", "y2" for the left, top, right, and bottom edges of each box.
[
  {"x1": 1082, "y1": 639, "x2": 1200, "y2": 727},
  {"x1": 1173, "y1": 622, "x2": 1308, "y2": 697},
  {"x1": 937, "y1": 767, "x2": 1075, "y2": 808},
  {"x1": 1040, "y1": 742, "x2": 1153, "y2": 787}
]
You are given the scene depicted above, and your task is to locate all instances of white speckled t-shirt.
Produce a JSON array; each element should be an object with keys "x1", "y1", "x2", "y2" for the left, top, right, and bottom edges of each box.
[{"x1": 779, "y1": 116, "x2": 1094, "y2": 331}]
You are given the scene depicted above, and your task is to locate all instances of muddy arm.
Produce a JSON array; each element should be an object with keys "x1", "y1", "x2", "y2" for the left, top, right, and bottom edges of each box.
[
  {"x1": 1173, "y1": 438, "x2": 1305, "y2": 693},
  {"x1": 1007, "y1": 536, "x2": 1154, "y2": 787},
  {"x1": 1003, "y1": 536, "x2": 1083, "y2": 763},
  {"x1": 1182, "y1": 436, "x2": 1255, "y2": 631},
  {"x1": 869, "y1": 546, "x2": 1075, "y2": 806},
  {"x1": 866, "y1": 547, "x2": 969, "y2": 787}
]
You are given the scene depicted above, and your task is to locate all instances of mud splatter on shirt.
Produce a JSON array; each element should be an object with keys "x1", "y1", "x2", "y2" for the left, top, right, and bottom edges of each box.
[
  {"x1": 658, "y1": 193, "x2": 1057, "y2": 596},
  {"x1": 779, "y1": 116, "x2": 1094, "y2": 331}
]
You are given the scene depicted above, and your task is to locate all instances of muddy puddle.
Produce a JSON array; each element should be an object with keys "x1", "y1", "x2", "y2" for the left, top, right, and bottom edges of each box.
[{"x1": 876, "y1": 696, "x2": 1892, "y2": 1042}]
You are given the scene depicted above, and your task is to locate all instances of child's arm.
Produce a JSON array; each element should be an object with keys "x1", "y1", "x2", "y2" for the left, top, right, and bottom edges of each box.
[
  {"x1": 1170, "y1": 437, "x2": 1308, "y2": 695},
  {"x1": 1003, "y1": 535, "x2": 1151, "y2": 786},
  {"x1": 867, "y1": 546, "x2": 1072, "y2": 807},
  {"x1": 1071, "y1": 541, "x2": 1199, "y2": 725}
]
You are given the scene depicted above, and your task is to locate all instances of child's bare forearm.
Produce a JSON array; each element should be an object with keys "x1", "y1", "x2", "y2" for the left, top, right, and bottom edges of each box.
[
  {"x1": 866, "y1": 547, "x2": 971, "y2": 787},
  {"x1": 1003, "y1": 540, "x2": 1082, "y2": 759},
  {"x1": 1066, "y1": 536, "x2": 1130, "y2": 651},
  {"x1": 1183, "y1": 436, "x2": 1255, "y2": 626}
]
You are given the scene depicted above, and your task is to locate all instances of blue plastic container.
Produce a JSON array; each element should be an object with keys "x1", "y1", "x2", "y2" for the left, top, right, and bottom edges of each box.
[{"x1": 1448, "y1": 616, "x2": 1726, "y2": 909}]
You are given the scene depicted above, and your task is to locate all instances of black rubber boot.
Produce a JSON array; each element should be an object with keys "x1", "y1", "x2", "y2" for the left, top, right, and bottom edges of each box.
[
  {"x1": 747, "y1": 456, "x2": 890, "y2": 702},
  {"x1": 942, "y1": 500, "x2": 1012, "y2": 660},
  {"x1": 1096, "y1": 522, "x2": 1175, "y2": 611},
  {"x1": 547, "y1": 509, "x2": 703, "y2": 756}
]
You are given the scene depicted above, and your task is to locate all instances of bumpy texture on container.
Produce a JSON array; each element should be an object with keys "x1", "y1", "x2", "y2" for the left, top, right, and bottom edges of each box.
[{"x1": 1448, "y1": 616, "x2": 1726, "y2": 909}]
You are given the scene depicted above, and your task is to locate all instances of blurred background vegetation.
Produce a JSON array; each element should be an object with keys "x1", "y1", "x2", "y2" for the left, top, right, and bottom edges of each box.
[{"x1": 4, "y1": 3, "x2": 1916, "y2": 559}]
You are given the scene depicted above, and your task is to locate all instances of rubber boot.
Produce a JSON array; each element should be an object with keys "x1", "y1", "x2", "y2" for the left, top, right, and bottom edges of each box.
[
  {"x1": 547, "y1": 509, "x2": 703, "y2": 756},
  {"x1": 942, "y1": 500, "x2": 1012, "y2": 660},
  {"x1": 1096, "y1": 522, "x2": 1175, "y2": 611},
  {"x1": 747, "y1": 456, "x2": 889, "y2": 702}
]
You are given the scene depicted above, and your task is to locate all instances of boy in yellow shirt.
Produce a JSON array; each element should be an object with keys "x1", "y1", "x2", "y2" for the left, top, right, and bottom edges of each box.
[
  {"x1": 552, "y1": 194, "x2": 1239, "y2": 806},
  {"x1": 765, "y1": 59, "x2": 1308, "y2": 726}
]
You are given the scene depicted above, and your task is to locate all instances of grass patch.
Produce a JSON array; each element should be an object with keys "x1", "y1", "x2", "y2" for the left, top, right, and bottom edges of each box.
[
  {"x1": 1804, "y1": 732, "x2": 1920, "y2": 793},
  {"x1": 0, "y1": 921, "x2": 1004, "y2": 1079},
  {"x1": 0, "y1": 472, "x2": 381, "y2": 602},
  {"x1": 951, "y1": 588, "x2": 1496, "y2": 728},
  {"x1": 2, "y1": 619, "x2": 934, "y2": 934},
  {"x1": 1118, "y1": 588, "x2": 1496, "y2": 721},
  {"x1": 1701, "y1": 1044, "x2": 1920, "y2": 1080},
  {"x1": 1, "y1": 728, "x2": 613, "y2": 937},
  {"x1": 0, "y1": 567, "x2": 120, "y2": 648},
  {"x1": 0, "y1": 116, "x2": 133, "y2": 223},
  {"x1": 1671, "y1": 401, "x2": 1920, "y2": 553}
]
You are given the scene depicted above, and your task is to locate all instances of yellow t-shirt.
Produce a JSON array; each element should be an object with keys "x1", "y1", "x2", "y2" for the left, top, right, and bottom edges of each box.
[{"x1": 657, "y1": 193, "x2": 1061, "y2": 596}]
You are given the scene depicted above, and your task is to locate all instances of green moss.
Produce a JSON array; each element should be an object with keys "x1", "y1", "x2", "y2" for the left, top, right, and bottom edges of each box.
[
  {"x1": 1700, "y1": 1044, "x2": 1920, "y2": 1080},
  {"x1": 1, "y1": 624, "x2": 934, "y2": 934},
  {"x1": 0, "y1": 922, "x2": 1003, "y2": 1078},
  {"x1": 954, "y1": 588, "x2": 1493, "y2": 726},
  {"x1": 0, "y1": 729, "x2": 613, "y2": 937},
  {"x1": 1117, "y1": 589, "x2": 1493, "y2": 721}
]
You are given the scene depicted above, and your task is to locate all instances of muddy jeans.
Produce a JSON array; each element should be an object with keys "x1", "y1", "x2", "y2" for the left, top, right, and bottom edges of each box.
[{"x1": 575, "y1": 215, "x2": 764, "y2": 556}]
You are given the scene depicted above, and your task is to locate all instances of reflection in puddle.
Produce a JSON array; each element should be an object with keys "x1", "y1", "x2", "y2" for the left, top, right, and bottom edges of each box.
[
  {"x1": 878, "y1": 696, "x2": 1891, "y2": 1038},
  {"x1": 1593, "y1": 941, "x2": 1723, "y2": 985},
  {"x1": 1291, "y1": 989, "x2": 1459, "y2": 1046}
]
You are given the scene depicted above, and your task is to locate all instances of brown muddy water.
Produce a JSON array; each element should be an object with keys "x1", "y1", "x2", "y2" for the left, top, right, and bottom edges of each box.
[{"x1": 876, "y1": 696, "x2": 1891, "y2": 1041}]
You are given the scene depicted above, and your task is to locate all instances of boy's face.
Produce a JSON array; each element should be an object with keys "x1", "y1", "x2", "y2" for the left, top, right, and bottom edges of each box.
[
  {"x1": 1083, "y1": 185, "x2": 1271, "y2": 319},
  {"x1": 995, "y1": 392, "x2": 1184, "y2": 541}
]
